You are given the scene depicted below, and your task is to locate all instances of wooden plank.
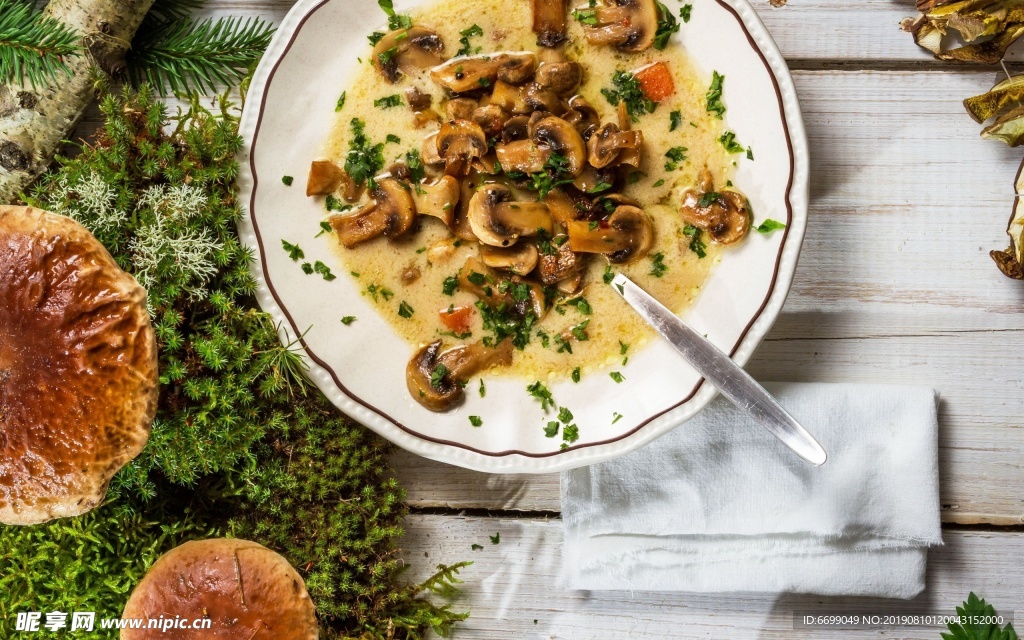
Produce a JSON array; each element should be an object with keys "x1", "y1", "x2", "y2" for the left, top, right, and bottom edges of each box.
[
  {"x1": 192, "y1": 0, "x2": 956, "y2": 64},
  {"x1": 401, "y1": 515, "x2": 1024, "y2": 639}
]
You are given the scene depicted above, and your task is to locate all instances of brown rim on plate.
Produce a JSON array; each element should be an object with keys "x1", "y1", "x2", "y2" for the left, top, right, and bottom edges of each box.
[{"x1": 246, "y1": 0, "x2": 797, "y2": 459}]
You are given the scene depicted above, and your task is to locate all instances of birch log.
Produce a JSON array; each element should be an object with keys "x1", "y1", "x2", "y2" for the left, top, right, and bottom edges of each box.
[{"x1": 0, "y1": 0, "x2": 155, "y2": 204}]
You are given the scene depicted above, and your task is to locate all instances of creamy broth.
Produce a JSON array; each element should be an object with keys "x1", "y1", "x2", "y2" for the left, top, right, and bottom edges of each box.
[{"x1": 320, "y1": 0, "x2": 735, "y2": 382}]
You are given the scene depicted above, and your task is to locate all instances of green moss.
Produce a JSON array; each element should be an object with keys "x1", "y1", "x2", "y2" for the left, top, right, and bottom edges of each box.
[{"x1": 0, "y1": 86, "x2": 466, "y2": 639}]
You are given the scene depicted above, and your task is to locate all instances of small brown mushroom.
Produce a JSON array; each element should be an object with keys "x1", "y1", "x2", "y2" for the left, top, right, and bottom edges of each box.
[
  {"x1": 535, "y1": 61, "x2": 583, "y2": 97},
  {"x1": 330, "y1": 178, "x2": 416, "y2": 247},
  {"x1": 422, "y1": 132, "x2": 443, "y2": 166},
  {"x1": 306, "y1": 160, "x2": 361, "y2": 201},
  {"x1": 532, "y1": 0, "x2": 570, "y2": 47},
  {"x1": 481, "y1": 242, "x2": 540, "y2": 276},
  {"x1": 679, "y1": 170, "x2": 750, "y2": 245},
  {"x1": 412, "y1": 175, "x2": 461, "y2": 227},
  {"x1": 587, "y1": 123, "x2": 644, "y2": 169},
  {"x1": 0, "y1": 206, "x2": 157, "y2": 526},
  {"x1": 436, "y1": 119, "x2": 489, "y2": 177},
  {"x1": 530, "y1": 115, "x2": 587, "y2": 177},
  {"x1": 501, "y1": 114, "x2": 532, "y2": 143},
  {"x1": 121, "y1": 538, "x2": 317, "y2": 640},
  {"x1": 538, "y1": 239, "x2": 584, "y2": 285},
  {"x1": 567, "y1": 205, "x2": 654, "y2": 264},
  {"x1": 430, "y1": 52, "x2": 538, "y2": 94},
  {"x1": 523, "y1": 83, "x2": 569, "y2": 116},
  {"x1": 407, "y1": 340, "x2": 513, "y2": 412},
  {"x1": 468, "y1": 183, "x2": 554, "y2": 247},
  {"x1": 446, "y1": 97, "x2": 479, "y2": 121},
  {"x1": 581, "y1": 0, "x2": 660, "y2": 52},
  {"x1": 373, "y1": 26, "x2": 446, "y2": 83},
  {"x1": 472, "y1": 104, "x2": 511, "y2": 136},
  {"x1": 495, "y1": 139, "x2": 550, "y2": 174},
  {"x1": 402, "y1": 265, "x2": 422, "y2": 284},
  {"x1": 406, "y1": 86, "x2": 433, "y2": 112}
]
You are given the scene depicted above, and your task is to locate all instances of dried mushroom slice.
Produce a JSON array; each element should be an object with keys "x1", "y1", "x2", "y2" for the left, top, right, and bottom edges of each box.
[
  {"x1": 992, "y1": 158, "x2": 1024, "y2": 279},
  {"x1": 902, "y1": 2, "x2": 1024, "y2": 64},
  {"x1": 964, "y1": 75, "x2": 1024, "y2": 124},
  {"x1": 981, "y1": 103, "x2": 1024, "y2": 146},
  {"x1": 0, "y1": 206, "x2": 157, "y2": 526},
  {"x1": 121, "y1": 538, "x2": 318, "y2": 640}
]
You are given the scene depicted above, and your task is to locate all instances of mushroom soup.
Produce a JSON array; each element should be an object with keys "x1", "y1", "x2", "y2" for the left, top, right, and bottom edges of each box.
[{"x1": 309, "y1": 0, "x2": 753, "y2": 412}]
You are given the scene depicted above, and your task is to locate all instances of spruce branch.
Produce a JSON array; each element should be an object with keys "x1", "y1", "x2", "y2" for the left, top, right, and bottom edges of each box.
[
  {"x1": 0, "y1": 0, "x2": 81, "y2": 88},
  {"x1": 126, "y1": 16, "x2": 274, "y2": 95},
  {"x1": 147, "y1": 0, "x2": 207, "y2": 22}
]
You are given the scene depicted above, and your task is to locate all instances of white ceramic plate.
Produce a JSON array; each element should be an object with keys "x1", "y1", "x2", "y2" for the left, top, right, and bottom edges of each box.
[{"x1": 236, "y1": 0, "x2": 809, "y2": 473}]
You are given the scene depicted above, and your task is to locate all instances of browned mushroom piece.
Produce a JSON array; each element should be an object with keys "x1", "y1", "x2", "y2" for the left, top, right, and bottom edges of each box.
[
  {"x1": 412, "y1": 175, "x2": 461, "y2": 227},
  {"x1": 472, "y1": 104, "x2": 511, "y2": 137},
  {"x1": 581, "y1": 0, "x2": 660, "y2": 51},
  {"x1": 407, "y1": 339, "x2": 514, "y2": 411},
  {"x1": 489, "y1": 81, "x2": 530, "y2": 114},
  {"x1": 406, "y1": 86, "x2": 433, "y2": 112},
  {"x1": 121, "y1": 538, "x2": 317, "y2": 640},
  {"x1": 565, "y1": 95, "x2": 601, "y2": 140},
  {"x1": 422, "y1": 132, "x2": 443, "y2": 166},
  {"x1": 306, "y1": 160, "x2": 361, "y2": 201},
  {"x1": 330, "y1": 178, "x2": 416, "y2": 247},
  {"x1": 587, "y1": 122, "x2": 644, "y2": 169},
  {"x1": 495, "y1": 139, "x2": 550, "y2": 173},
  {"x1": 452, "y1": 172, "x2": 484, "y2": 242},
  {"x1": 472, "y1": 153, "x2": 502, "y2": 175},
  {"x1": 523, "y1": 83, "x2": 569, "y2": 116},
  {"x1": 458, "y1": 257, "x2": 548, "y2": 320},
  {"x1": 468, "y1": 183, "x2": 554, "y2": 247},
  {"x1": 530, "y1": 115, "x2": 587, "y2": 176},
  {"x1": 0, "y1": 206, "x2": 157, "y2": 526},
  {"x1": 532, "y1": 0, "x2": 570, "y2": 47},
  {"x1": 445, "y1": 97, "x2": 478, "y2": 121},
  {"x1": 567, "y1": 205, "x2": 654, "y2": 264},
  {"x1": 572, "y1": 164, "x2": 616, "y2": 195},
  {"x1": 501, "y1": 114, "x2": 532, "y2": 143},
  {"x1": 543, "y1": 188, "x2": 580, "y2": 227},
  {"x1": 436, "y1": 119, "x2": 489, "y2": 177},
  {"x1": 680, "y1": 170, "x2": 751, "y2": 245},
  {"x1": 535, "y1": 61, "x2": 583, "y2": 97},
  {"x1": 480, "y1": 242, "x2": 540, "y2": 276},
  {"x1": 430, "y1": 52, "x2": 538, "y2": 93},
  {"x1": 538, "y1": 239, "x2": 584, "y2": 285},
  {"x1": 556, "y1": 272, "x2": 584, "y2": 295},
  {"x1": 373, "y1": 26, "x2": 446, "y2": 83}
]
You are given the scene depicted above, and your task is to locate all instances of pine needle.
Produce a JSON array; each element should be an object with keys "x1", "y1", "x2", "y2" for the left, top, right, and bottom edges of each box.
[
  {"x1": 0, "y1": 0, "x2": 80, "y2": 88},
  {"x1": 126, "y1": 16, "x2": 274, "y2": 95},
  {"x1": 147, "y1": 0, "x2": 207, "y2": 22}
]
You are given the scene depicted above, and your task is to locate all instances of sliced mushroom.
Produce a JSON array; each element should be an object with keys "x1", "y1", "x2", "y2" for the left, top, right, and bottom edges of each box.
[
  {"x1": 535, "y1": 61, "x2": 583, "y2": 97},
  {"x1": 501, "y1": 114, "x2": 532, "y2": 144},
  {"x1": 458, "y1": 255, "x2": 501, "y2": 299},
  {"x1": 472, "y1": 153, "x2": 502, "y2": 175},
  {"x1": 566, "y1": 95, "x2": 601, "y2": 140},
  {"x1": 581, "y1": 0, "x2": 660, "y2": 52},
  {"x1": 430, "y1": 52, "x2": 538, "y2": 94},
  {"x1": 472, "y1": 104, "x2": 511, "y2": 137},
  {"x1": 330, "y1": 178, "x2": 416, "y2": 247},
  {"x1": 556, "y1": 272, "x2": 584, "y2": 295},
  {"x1": 481, "y1": 243, "x2": 540, "y2": 276},
  {"x1": 412, "y1": 175, "x2": 461, "y2": 227},
  {"x1": 587, "y1": 123, "x2": 644, "y2": 169},
  {"x1": 407, "y1": 339, "x2": 513, "y2": 412},
  {"x1": 307, "y1": 160, "x2": 361, "y2": 201},
  {"x1": 373, "y1": 27, "x2": 446, "y2": 83},
  {"x1": 422, "y1": 132, "x2": 443, "y2": 166},
  {"x1": 495, "y1": 139, "x2": 550, "y2": 174},
  {"x1": 406, "y1": 86, "x2": 433, "y2": 112},
  {"x1": 538, "y1": 239, "x2": 583, "y2": 285},
  {"x1": 453, "y1": 172, "x2": 482, "y2": 242},
  {"x1": 446, "y1": 97, "x2": 478, "y2": 121},
  {"x1": 459, "y1": 257, "x2": 548, "y2": 320},
  {"x1": 468, "y1": 183, "x2": 553, "y2": 247},
  {"x1": 572, "y1": 164, "x2": 616, "y2": 195},
  {"x1": 679, "y1": 170, "x2": 750, "y2": 245},
  {"x1": 489, "y1": 80, "x2": 529, "y2": 114},
  {"x1": 567, "y1": 205, "x2": 654, "y2": 264},
  {"x1": 532, "y1": 0, "x2": 570, "y2": 47},
  {"x1": 544, "y1": 187, "x2": 580, "y2": 226},
  {"x1": 437, "y1": 119, "x2": 489, "y2": 177},
  {"x1": 530, "y1": 115, "x2": 587, "y2": 177},
  {"x1": 523, "y1": 83, "x2": 569, "y2": 116}
]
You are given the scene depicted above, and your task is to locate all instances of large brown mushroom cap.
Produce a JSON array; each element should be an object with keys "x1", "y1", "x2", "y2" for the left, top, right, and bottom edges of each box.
[
  {"x1": 0, "y1": 206, "x2": 156, "y2": 526},
  {"x1": 121, "y1": 538, "x2": 318, "y2": 640}
]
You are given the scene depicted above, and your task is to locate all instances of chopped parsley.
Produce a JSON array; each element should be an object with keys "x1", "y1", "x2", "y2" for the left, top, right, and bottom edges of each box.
[
  {"x1": 747, "y1": 147, "x2": 754, "y2": 160},
  {"x1": 471, "y1": 543, "x2": 484, "y2": 551},
  {"x1": 664, "y1": 146, "x2": 688, "y2": 171},
  {"x1": 603, "y1": 265, "x2": 615, "y2": 284},
  {"x1": 469, "y1": 415, "x2": 483, "y2": 427},
  {"x1": 365, "y1": 284, "x2": 395, "y2": 302},
  {"x1": 681, "y1": 4, "x2": 692, "y2": 22},
  {"x1": 527, "y1": 381, "x2": 556, "y2": 412},
  {"x1": 573, "y1": 8, "x2": 599, "y2": 25},
  {"x1": 669, "y1": 110, "x2": 682, "y2": 132},
  {"x1": 378, "y1": 0, "x2": 413, "y2": 30},
  {"x1": 544, "y1": 421, "x2": 560, "y2": 437},
  {"x1": 313, "y1": 261, "x2": 336, "y2": 281},
  {"x1": 570, "y1": 320, "x2": 590, "y2": 342},
  {"x1": 478, "y1": 77, "x2": 492, "y2": 88},
  {"x1": 479, "y1": 379, "x2": 486, "y2": 398},
  {"x1": 385, "y1": 133, "x2": 401, "y2": 144},
  {"x1": 698, "y1": 191, "x2": 721, "y2": 208},
  {"x1": 555, "y1": 334, "x2": 573, "y2": 353},
  {"x1": 341, "y1": 316, "x2": 356, "y2": 325},
  {"x1": 619, "y1": 341, "x2": 630, "y2": 356},
  {"x1": 325, "y1": 194, "x2": 351, "y2": 213},
  {"x1": 281, "y1": 240, "x2": 304, "y2": 261},
  {"x1": 610, "y1": 371, "x2": 625, "y2": 383},
  {"x1": 301, "y1": 262, "x2": 313, "y2": 274},
  {"x1": 398, "y1": 301, "x2": 414, "y2": 318},
  {"x1": 719, "y1": 131, "x2": 745, "y2": 154},
  {"x1": 344, "y1": 118, "x2": 385, "y2": 189},
  {"x1": 335, "y1": 92, "x2": 346, "y2": 111},
  {"x1": 653, "y1": 179, "x2": 666, "y2": 187},
  {"x1": 477, "y1": 299, "x2": 536, "y2": 349},
  {"x1": 567, "y1": 296, "x2": 593, "y2": 315},
  {"x1": 756, "y1": 219, "x2": 787, "y2": 234},
  {"x1": 588, "y1": 180, "x2": 614, "y2": 194},
  {"x1": 612, "y1": 412, "x2": 624, "y2": 424},
  {"x1": 705, "y1": 70, "x2": 726, "y2": 119},
  {"x1": 649, "y1": 252, "x2": 668, "y2": 277},
  {"x1": 442, "y1": 276, "x2": 460, "y2": 296},
  {"x1": 558, "y1": 406, "x2": 574, "y2": 424},
  {"x1": 653, "y1": 0, "x2": 680, "y2": 50},
  {"x1": 562, "y1": 424, "x2": 579, "y2": 444},
  {"x1": 520, "y1": 153, "x2": 574, "y2": 200},
  {"x1": 282, "y1": 175, "x2": 294, "y2": 186},
  {"x1": 572, "y1": 367, "x2": 581, "y2": 383},
  {"x1": 490, "y1": 532, "x2": 500, "y2": 544},
  {"x1": 683, "y1": 224, "x2": 707, "y2": 258},
  {"x1": 602, "y1": 70, "x2": 657, "y2": 122},
  {"x1": 367, "y1": 32, "x2": 385, "y2": 46},
  {"x1": 429, "y1": 363, "x2": 449, "y2": 389},
  {"x1": 374, "y1": 95, "x2": 403, "y2": 109},
  {"x1": 456, "y1": 24, "x2": 484, "y2": 56}
]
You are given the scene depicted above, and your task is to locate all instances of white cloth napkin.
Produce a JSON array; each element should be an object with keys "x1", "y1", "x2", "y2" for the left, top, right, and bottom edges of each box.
[{"x1": 561, "y1": 382, "x2": 942, "y2": 598}]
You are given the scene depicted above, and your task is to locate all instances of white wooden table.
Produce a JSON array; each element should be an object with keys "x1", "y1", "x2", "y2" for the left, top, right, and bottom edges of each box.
[{"x1": 101, "y1": 1, "x2": 1024, "y2": 636}]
